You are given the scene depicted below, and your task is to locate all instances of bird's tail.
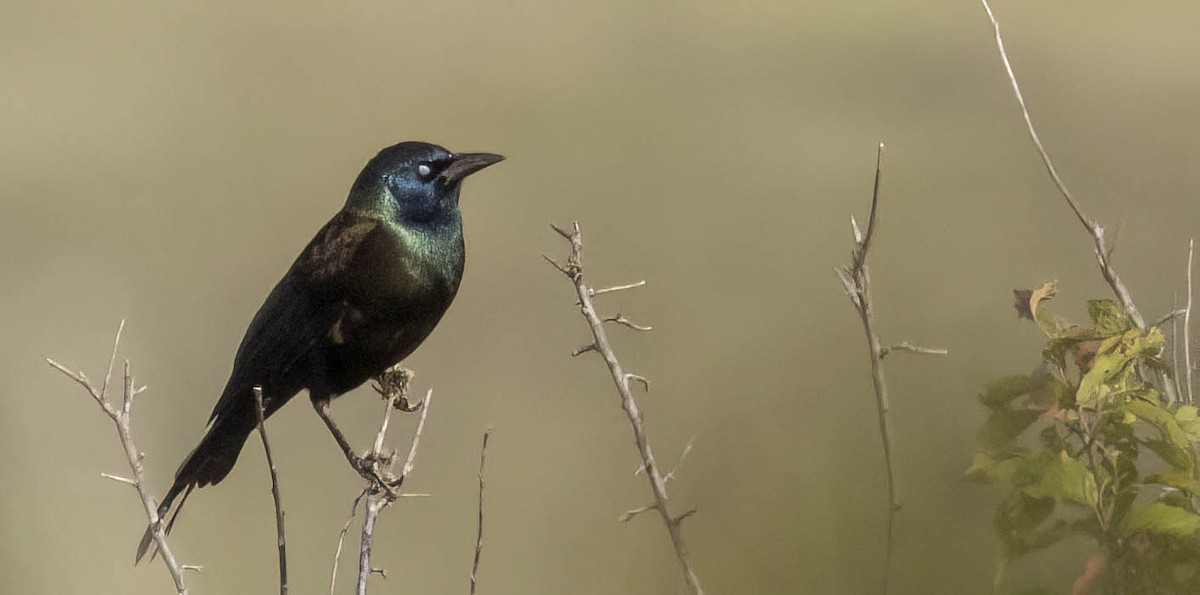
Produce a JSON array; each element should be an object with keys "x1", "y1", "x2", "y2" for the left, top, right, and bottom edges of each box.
[
  {"x1": 135, "y1": 394, "x2": 258, "y2": 563},
  {"x1": 135, "y1": 480, "x2": 194, "y2": 563}
]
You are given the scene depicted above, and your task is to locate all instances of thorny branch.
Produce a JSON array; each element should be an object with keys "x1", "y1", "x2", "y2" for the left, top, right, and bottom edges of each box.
[
  {"x1": 46, "y1": 320, "x2": 196, "y2": 594},
  {"x1": 835, "y1": 143, "x2": 946, "y2": 594},
  {"x1": 364, "y1": 367, "x2": 432, "y2": 595},
  {"x1": 324, "y1": 366, "x2": 432, "y2": 595},
  {"x1": 253, "y1": 387, "x2": 288, "y2": 595},
  {"x1": 547, "y1": 221, "x2": 704, "y2": 595},
  {"x1": 470, "y1": 428, "x2": 492, "y2": 595},
  {"x1": 979, "y1": 0, "x2": 1180, "y2": 403}
]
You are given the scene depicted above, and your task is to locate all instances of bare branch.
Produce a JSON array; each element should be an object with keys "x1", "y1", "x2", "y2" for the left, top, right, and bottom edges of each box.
[
  {"x1": 100, "y1": 319, "x2": 125, "y2": 402},
  {"x1": 353, "y1": 368, "x2": 434, "y2": 595},
  {"x1": 835, "y1": 142, "x2": 944, "y2": 593},
  {"x1": 254, "y1": 386, "x2": 288, "y2": 595},
  {"x1": 399, "y1": 389, "x2": 433, "y2": 480},
  {"x1": 590, "y1": 280, "x2": 647, "y2": 297},
  {"x1": 101, "y1": 473, "x2": 138, "y2": 486},
  {"x1": 619, "y1": 504, "x2": 657, "y2": 523},
  {"x1": 604, "y1": 314, "x2": 653, "y2": 332},
  {"x1": 879, "y1": 341, "x2": 949, "y2": 358},
  {"x1": 571, "y1": 343, "x2": 599, "y2": 357},
  {"x1": 470, "y1": 429, "x2": 492, "y2": 595},
  {"x1": 329, "y1": 490, "x2": 367, "y2": 595},
  {"x1": 1186, "y1": 240, "x2": 1195, "y2": 403},
  {"x1": 550, "y1": 222, "x2": 704, "y2": 594},
  {"x1": 625, "y1": 374, "x2": 650, "y2": 393},
  {"x1": 979, "y1": 0, "x2": 1180, "y2": 403},
  {"x1": 674, "y1": 508, "x2": 699, "y2": 525},
  {"x1": 1155, "y1": 308, "x2": 1187, "y2": 329},
  {"x1": 46, "y1": 323, "x2": 193, "y2": 594},
  {"x1": 549, "y1": 223, "x2": 574, "y2": 240},
  {"x1": 542, "y1": 253, "x2": 573, "y2": 277},
  {"x1": 664, "y1": 435, "x2": 696, "y2": 483}
]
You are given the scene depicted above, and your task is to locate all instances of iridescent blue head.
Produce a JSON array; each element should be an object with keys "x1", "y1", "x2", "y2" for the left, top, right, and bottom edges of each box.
[{"x1": 346, "y1": 141, "x2": 504, "y2": 225}]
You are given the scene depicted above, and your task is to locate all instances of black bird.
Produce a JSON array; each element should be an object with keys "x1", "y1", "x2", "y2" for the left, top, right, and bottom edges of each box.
[{"x1": 137, "y1": 141, "x2": 503, "y2": 561}]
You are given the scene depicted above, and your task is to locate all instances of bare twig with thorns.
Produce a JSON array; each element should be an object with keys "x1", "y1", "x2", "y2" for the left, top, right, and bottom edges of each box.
[
  {"x1": 835, "y1": 143, "x2": 946, "y2": 594},
  {"x1": 546, "y1": 221, "x2": 704, "y2": 595},
  {"x1": 979, "y1": 0, "x2": 1179, "y2": 403},
  {"x1": 46, "y1": 321, "x2": 195, "y2": 594},
  {"x1": 325, "y1": 366, "x2": 433, "y2": 595}
]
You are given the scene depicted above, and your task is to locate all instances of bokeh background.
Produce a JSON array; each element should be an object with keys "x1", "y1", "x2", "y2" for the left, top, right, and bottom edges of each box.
[{"x1": 3, "y1": 1, "x2": 1199, "y2": 593}]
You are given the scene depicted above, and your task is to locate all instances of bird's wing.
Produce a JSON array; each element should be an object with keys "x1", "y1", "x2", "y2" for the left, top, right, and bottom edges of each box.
[{"x1": 207, "y1": 210, "x2": 380, "y2": 423}]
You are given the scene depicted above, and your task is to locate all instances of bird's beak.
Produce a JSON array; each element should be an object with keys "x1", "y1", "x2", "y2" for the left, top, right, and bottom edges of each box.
[{"x1": 439, "y1": 152, "x2": 505, "y2": 184}]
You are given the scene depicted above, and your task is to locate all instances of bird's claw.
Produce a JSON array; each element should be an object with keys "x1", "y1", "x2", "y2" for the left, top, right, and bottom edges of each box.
[
  {"x1": 350, "y1": 452, "x2": 392, "y2": 488},
  {"x1": 394, "y1": 395, "x2": 423, "y2": 413}
]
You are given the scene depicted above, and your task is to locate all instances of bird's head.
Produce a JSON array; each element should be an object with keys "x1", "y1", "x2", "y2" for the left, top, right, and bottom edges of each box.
[{"x1": 347, "y1": 141, "x2": 504, "y2": 225}]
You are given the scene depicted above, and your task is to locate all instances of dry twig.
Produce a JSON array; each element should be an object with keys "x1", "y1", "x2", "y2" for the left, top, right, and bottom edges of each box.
[
  {"x1": 547, "y1": 222, "x2": 704, "y2": 595},
  {"x1": 834, "y1": 143, "x2": 946, "y2": 594},
  {"x1": 324, "y1": 366, "x2": 432, "y2": 595},
  {"x1": 979, "y1": 0, "x2": 1178, "y2": 403},
  {"x1": 470, "y1": 428, "x2": 492, "y2": 595},
  {"x1": 329, "y1": 490, "x2": 367, "y2": 595},
  {"x1": 1185, "y1": 240, "x2": 1195, "y2": 403},
  {"x1": 253, "y1": 386, "x2": 288, "y2": 595},
  {"x1": 46, "y1": 320, "x2": 196, "y2": 594}
]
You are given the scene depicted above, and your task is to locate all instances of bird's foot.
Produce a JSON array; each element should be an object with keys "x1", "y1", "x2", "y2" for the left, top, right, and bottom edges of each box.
[
  {"x1": 394, "y1": 394, "x2": 423, "y2": 413},
  {"x1": 350, "y1": 452, "x2": 393, "y2": 489}
]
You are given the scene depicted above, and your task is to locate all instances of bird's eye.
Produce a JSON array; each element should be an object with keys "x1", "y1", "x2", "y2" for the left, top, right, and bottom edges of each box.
[{"x1": 417, "y1": 163, "x2": 433, "y2": 179}]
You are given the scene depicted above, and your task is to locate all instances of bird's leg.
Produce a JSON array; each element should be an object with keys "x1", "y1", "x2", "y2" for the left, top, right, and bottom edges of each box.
[{"x1": 311, "y1": 399, "x2": 388, "y2": 486}]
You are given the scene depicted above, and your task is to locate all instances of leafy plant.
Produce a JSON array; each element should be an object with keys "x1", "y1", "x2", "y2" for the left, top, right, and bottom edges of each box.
[{"x1": 969, "y1": 282, "x2": 1200, "y2": 593}]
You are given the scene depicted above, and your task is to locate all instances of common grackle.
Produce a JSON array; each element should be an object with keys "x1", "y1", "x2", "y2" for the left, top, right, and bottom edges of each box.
[{"x1": 137, "y1": 141, "x2": 503, "y2": 562}]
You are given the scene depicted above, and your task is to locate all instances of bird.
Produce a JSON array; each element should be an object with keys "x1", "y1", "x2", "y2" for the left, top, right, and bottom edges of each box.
[{"x1": 136, "y1": 141, "x2": 504, "y2": 562}]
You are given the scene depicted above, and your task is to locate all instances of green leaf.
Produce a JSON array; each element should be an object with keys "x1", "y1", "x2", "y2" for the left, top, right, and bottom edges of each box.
[
  {"x1": 1119, "y1": 502, "x2": 1200, "y2": 537},
  {"x1": 1023, "y1": 450, "x2": 1098, "y2": 507},
  {"x1": 1077, "y1": 335, "x2": 1131, "y2": 405},
  {"x1": 1128, "y1": 399, "x2": 1194, "y2": 467},
  {"x1": 1143, "y1": 440, "x2": 1194, "y2": 471},
  {"x1": 1177, "y1": 406, "x2": 1199, "y2": 423},
  {"x1": 1144, "y1": 469, "x2": 1200, "y2": 494},
  {"x1": 1089, "y1": 299, "x2": 1132, "y2": 337}
]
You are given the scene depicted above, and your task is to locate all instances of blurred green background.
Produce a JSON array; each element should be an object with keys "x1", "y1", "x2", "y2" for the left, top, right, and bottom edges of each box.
[{"x1": 3, "y1": 1, "x2": 1199, "y2": 593}]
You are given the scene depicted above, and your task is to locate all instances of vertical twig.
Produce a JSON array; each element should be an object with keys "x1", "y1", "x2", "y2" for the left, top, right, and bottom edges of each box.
[
  {"x1": 46, "y1": 321, "x2": 196, "y2": 594},
  {"x1": 1174, "y1": 294, "x2": 1184, "y2": 400},
  {"x1": 329, "y1": 490, "x2": 367, "y2": 595},
  {"x1": 979, "y1": 0, "x2": 1178, "y2": 402},
  {"x1": 254, "y1": 386, "x2": 288, "y2": 595},
  {"x1": 470, "y1": 428, "x2": 492, "y2": 595},
  {"x1": 835, "y1": 144, "x2": 946, "y2": 594},
  {"x1": 547, "y1": 222, "x2": 704, "y2": 595},
  {"x1": 351, "y1": 367, "x2": 433, "y2": 595},
  {"x1": 1185, "y1": 240, "x2": 1195, "y2": 403}
]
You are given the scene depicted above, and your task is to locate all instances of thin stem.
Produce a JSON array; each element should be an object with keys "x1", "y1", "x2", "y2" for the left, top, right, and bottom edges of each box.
[
  {"x1": 1185, "y1": 240, "x2": 1195, "y2": 403},
  {"x1": 330, "y1": 490, "x2": 367, "y2": 595},
  {"x1": 254, "y1": 386, "x2": 288, "y2": 595},
  {"x1": 978, "y1": 0, "x2": 1178, "y2": 403},
  {"x1": 835, "y1": 143, "x2": 945, "y2": 594},
  {"x1": 354, "y1": 371, "x2": 433, "y2": 595},
  {"x1": 549, "y1": 222, "x2": 704, "y2": 595},
  {"x1": 470, "y1": 429, "x2": 492, "y2": 595},
  {"x1": 47, "y1": 322, "x2": 193, "y2": 594}
]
